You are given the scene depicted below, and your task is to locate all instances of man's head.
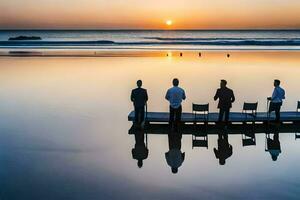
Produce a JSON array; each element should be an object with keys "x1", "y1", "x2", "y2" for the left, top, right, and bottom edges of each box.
[
  {"x1": 173, "y1": 78, "x2": 179, "y2": 87},
  {"x1": 219, "y1": 159, "x2": 226, "y2": 165},
  {"x1": 271, "y1": 155, "x2": 278, "y2": 161},
  {"x1": 137, "y1": 80, "x2": 142, "y2": 88},
  {"x1": 220, "y1": 79, "x2": 227, "y2": 88},
  {"x1": 274, "y1": 79, "x2": 280, "y2": 87},
  {"x1": 137, "y1": 160, "x2": 143, "y2": 168},
  {"x1": 171, "y1": 167, "x2": 178, "y2": 174}
]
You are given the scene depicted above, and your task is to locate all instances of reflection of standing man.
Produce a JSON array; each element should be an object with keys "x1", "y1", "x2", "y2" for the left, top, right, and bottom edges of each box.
[
  {"x1": 165, "y1": 131, "x2": 185, "y2": 174},
  {"x1": 132, "y1": 129, "x2": 148, "y2": 168},
  {"x1": 266, "y1": 128, "x2": 281, "y2": 161},
  {"x1": 213, "y1": 133, "x2": 233, "y2": 165},
  {"x1": 214, "y1": 80, "x2": 235, "y2": 125}
]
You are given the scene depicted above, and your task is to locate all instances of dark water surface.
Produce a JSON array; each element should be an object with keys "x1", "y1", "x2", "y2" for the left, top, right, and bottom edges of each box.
[{"x1": 1, "y1": 52, "x2": 300, "y2": 199}]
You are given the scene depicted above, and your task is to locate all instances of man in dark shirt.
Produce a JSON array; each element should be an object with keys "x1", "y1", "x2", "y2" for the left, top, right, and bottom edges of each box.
[
  {"x1": 214, "y1": 80, "x2": 235, "y2": 124},
  {"x1": 131, "y1": 80, "x2": 148, "y2": 125}
]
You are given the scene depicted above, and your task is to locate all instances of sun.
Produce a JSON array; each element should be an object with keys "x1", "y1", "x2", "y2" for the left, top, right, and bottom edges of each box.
[{"x1": 166, "y1": 20, "x2": 173, "y2": 26}]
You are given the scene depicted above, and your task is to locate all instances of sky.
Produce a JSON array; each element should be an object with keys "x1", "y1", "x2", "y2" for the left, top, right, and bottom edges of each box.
[{"x1": 1, "y1": 0, "x2": 300, "y2": 29}]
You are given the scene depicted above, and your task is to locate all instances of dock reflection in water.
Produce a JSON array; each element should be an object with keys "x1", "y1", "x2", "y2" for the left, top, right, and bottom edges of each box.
[{"x1": 129, "y1": 123, "x2": 300, "y2": 169}]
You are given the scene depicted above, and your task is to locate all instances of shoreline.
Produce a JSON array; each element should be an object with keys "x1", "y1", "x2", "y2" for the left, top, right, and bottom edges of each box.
[{"x1": 1, "y1": 49, "x2": 300, "y2": 57}]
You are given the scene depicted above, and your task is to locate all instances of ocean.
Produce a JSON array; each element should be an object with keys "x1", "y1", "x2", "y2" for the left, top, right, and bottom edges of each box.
[{"x1": 1, "y1": 30, "x2": 300, "y2": 50}]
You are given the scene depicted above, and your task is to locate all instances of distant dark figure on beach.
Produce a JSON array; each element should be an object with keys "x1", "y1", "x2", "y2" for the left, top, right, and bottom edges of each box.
[
  {"x1": 165, "y1": 78, "x2": 186, "y2": 130},
  {"x1": 165, "y1": 131, "x2": 185, "y2": 174},
  {"x1": 266, "y1": 130, "x2": 281, "y2": 161},
  {"x1": 131, "y1": 80, "x2": 148, "y2": 125},
  {"x1": 267, "y1": 79, "x2": 285, "y2": 122},
  {"x1": 132, "y1": 129, "x2": 148, "y2": 168},
  {"x1": 214, "y1": 132, "x2": 233, "y2": 165},
  {"x1": 214, "y1": 80, "x2": 235, "y2": 124}
]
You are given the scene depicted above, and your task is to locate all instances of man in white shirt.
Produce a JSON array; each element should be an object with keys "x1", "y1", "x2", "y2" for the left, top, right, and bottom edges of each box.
[
  {"x1": 267, "y1": 79, "x2": 285, "y2": 122},
  {"x1": 165, "y1": 78, "x2": 186, "y2": 129}
]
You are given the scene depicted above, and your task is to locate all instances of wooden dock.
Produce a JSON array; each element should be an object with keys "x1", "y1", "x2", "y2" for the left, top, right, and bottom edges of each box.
[{"x1": 128, "y1": 111, "x2": 300, "y2": 135}]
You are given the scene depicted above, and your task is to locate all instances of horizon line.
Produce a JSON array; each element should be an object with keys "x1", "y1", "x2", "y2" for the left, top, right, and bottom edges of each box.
[{"x1": 1, "y1": 28, "x2": 300, "y2": 31}]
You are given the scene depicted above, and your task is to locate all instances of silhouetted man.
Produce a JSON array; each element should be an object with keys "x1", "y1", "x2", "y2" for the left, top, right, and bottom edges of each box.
[
  {"x1": 165, "y1": 78, "x2": 186, "y2": 130},
  {"x1": 131, "y1": 80, "x2": 148, "y2": 125},
  {"x1": 214, "y1": 80, "x2": 235, "y2": 124},
  {"x1": 213, "y1": 132, "x2": 233, "y2": 165},
  {"x1": 267, "y1": 79, "x2": 285, "y2": 122},
  {"x1": 165, "y1": 131, "x2": 185, "y2": 174},
  {"x1": 132, "y1": 129, "x2": 148, "y2": 168},
  {"x1": 266, "y1": 130, "x2": 281, "y2": 161}
]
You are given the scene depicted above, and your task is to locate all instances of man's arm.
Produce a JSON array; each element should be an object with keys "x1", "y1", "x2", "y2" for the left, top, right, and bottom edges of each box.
[
  {"x1": 165, "y1": 89, "x2": 170, "y2": 100},
  {"x1": 213, "y1": 148, "x2": 219, "y2": 158},
  {"x1": 182, "y1": 90, "x2": 186, "y2": 100},
  {"x1": 214, "y1": 89, "x2": 219, "y2": 101},
  {"x1": 145, "y1": 89, "x2": 148, "y2": 103},
  {"x1": 130, "y1": 90, "x2": 134, "y2": 102},
  {"x1": 231, "y1": 90, "x2": 235, "y2": 103},
  {"x1": 229, "y1": 145, "x2": 233, "y2": 156},
  {"x1": 271, "y1": 88, "x2": 277, "y2": 100}
]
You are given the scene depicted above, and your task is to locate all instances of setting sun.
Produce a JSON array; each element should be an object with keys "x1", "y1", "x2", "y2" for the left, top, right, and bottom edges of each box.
[{"x1": 166, "y1": 20, "x2": 173, "y2": 26}]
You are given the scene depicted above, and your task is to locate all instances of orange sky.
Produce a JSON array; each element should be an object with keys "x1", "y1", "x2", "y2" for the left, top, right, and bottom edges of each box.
[{"x1": 1, "y1": 0, "x2": 300, "y2": 29}]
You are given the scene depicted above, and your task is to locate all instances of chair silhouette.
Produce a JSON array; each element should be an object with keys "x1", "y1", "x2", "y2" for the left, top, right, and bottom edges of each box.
[
  {"x1": 192, "y1": 103, "x2": 209, "y2": 149},
  {"x1": 242, "y1": 102, "x2": 258, "y2": 122},
  {"x1": 192, "y1": 103, "x2": 209, "y2": 122},
  {"x1": 295, "y1": 101, "x2": 300, "y2": 139},
  {"x1": 242, "y1": 124, "x2": 256, "y2": 146}
]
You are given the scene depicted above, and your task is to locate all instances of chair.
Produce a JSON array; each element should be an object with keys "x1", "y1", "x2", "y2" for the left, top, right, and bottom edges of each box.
[
  {"x1": 242, "y1": 102, "x2": 258, "y2": 122},
  {"x1": 242, "y1": 129, "x2": 256, "y2": 146},
  {"x1": 242, "y1": 135, "x2": 256, "y2": 146},
  {"x1": 295, "y1": 133, "x2": 300, "y2": 140},
  {"x1": 192, "y1": 103, "x2": 209, "y2": 122},
  {"x1": 295, "y1": 103, "x2": 300, "y2": 139},
  {"x1": 192, "y1": 135, "x2": 208, "y2": 149},
  {"x1": 241, "y1": 124, "x2": 256, "y2": 146},
  {"x1": 294, "y1": 102, "x2": 300, "y2": 135},
  {"x1": 192, "y1": 103, "x2": 209, "y2": 149}
]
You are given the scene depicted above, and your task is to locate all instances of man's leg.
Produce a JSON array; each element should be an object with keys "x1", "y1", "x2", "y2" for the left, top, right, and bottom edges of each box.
[
  {"x1": 134, "y1": 106, "x2": 139, "y2": 123},
  {"x1": 224, "y1": 108, "x2": 230, "y2": 124},
  {"x1": 175, "y1": 106, "x2": 182, "y2": 131},
  {"x1": 275, "y1": 103, "x2": 281, "y2": 122},
  {"x1": 218, "y1": 108, "x2": 224, "y2": 122},
  {"x1": 135, "y1": 107, "x2": 144, "y2": 124},
  {"x1": 169, "y1": 106, "x2": 175, "y2": 125},
  {"x1": 140, "y1": 106, "x2": 145, "y2": 123},
  {"x1": 175, "y1": 106, "x2": 182, "y2": 124},
  {"x1": 268, "y1": 102, "x2": 275, "y2": 122}
]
